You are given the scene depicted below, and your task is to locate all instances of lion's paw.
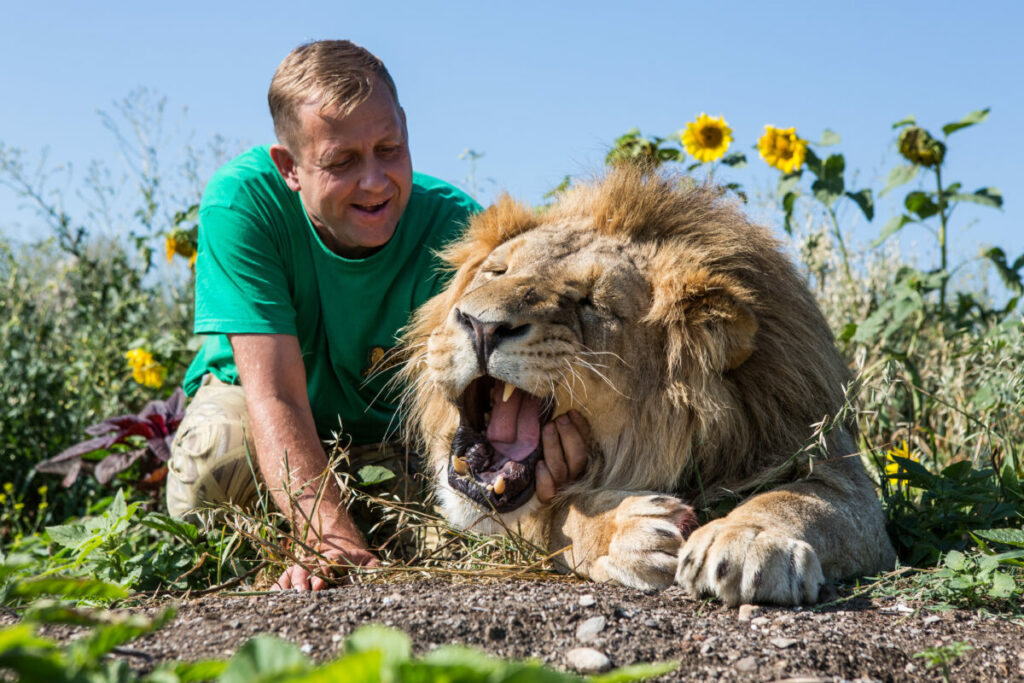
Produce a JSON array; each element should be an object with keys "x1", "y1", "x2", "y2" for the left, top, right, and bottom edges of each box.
[
  {"x1": 588, "y1": 495, "x2": 697, "y2": 590},
  {"x1": 675, "y1": 520, "x2": 824, "y2": 606}
]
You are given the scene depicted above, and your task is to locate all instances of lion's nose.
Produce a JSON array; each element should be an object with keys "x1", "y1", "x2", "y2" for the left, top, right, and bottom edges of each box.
[{"x1": 454, "y1": 309, "x2": 531, "y2": 372}]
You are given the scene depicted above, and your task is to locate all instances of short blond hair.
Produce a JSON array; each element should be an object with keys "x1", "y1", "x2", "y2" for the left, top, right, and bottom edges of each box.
[{"x1": 268, "y1": 40, "x2": 399, "y2": 152}]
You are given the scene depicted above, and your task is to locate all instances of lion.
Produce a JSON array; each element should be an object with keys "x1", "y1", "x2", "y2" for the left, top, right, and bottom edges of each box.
[{"x1": 398, "y1": 166, "x2": 896, "y2": 606}]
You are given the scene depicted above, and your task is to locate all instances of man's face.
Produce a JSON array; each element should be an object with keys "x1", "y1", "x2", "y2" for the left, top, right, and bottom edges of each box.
[{"x1": 274, "y1": 85, "x2": 413, "y2": 258}]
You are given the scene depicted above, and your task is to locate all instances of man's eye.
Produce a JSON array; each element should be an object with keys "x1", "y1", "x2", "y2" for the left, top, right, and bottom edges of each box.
[{"x1": 378, "y1": 145, "x2": 400, "y2": 158}]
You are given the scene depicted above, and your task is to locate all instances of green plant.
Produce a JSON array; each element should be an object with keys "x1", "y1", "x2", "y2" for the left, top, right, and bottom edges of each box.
[{"x1": 914, "y1": 640, "x2": 974, "y2": 683}]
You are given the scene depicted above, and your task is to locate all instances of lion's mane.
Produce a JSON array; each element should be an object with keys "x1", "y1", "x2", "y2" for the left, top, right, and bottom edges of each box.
[{"x1": 399, "y1": 166, "x2": 852, "y2": 507}]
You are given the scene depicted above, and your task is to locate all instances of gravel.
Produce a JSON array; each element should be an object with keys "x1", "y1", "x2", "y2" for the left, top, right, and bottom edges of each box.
[{"x1": 11, "y1": 578, "x2": 1024, "y2": 681}]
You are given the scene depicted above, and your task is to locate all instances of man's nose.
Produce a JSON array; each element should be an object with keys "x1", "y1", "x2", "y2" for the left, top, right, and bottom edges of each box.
[{"x1": 358, "y1": 157, "x2": 389, "y2": 192}]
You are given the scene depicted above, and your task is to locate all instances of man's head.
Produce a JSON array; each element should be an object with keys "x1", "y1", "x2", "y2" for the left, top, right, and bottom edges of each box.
[{"x1": 268, "y1": 40, "x2": 413, "y2": 258}]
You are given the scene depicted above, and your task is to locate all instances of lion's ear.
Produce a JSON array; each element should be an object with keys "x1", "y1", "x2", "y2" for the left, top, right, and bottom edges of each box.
[{"x1": 647, "y1": 266, "x2": 758, "y2": 373}]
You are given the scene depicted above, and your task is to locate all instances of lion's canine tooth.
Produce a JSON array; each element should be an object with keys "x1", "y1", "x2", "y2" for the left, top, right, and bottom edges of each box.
[
  {"x1": 453, "y1": 456, "x2": 469, "y2": 475},
  {"x1": 493, "y1": 476, "x2": 506, "y2": 494},
  {"x1": 502, "y1": 382, "x2": 515, "y2": 403}
]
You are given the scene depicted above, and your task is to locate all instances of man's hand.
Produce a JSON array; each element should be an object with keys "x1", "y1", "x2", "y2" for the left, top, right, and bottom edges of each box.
[
  {"x1": 536, "y1": 409, "x2": 591, "y2": 502},
  {"x1": 273, "y1": 541, "x2": 378, "y2": 591}
]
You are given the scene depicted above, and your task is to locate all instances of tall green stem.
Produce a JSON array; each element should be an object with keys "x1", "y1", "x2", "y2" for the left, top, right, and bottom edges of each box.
[
  {"x1": 935, "y1": 164, "x2": 949, "y2": 310},
  {"x1": 826, "y1": 205, "x2": 854, "y2": 284}
]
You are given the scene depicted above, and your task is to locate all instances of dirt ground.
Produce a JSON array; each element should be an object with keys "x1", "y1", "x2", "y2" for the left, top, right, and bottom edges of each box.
[{"x1": 18, "y1": 578, "x2": 1024, "y2": 681}]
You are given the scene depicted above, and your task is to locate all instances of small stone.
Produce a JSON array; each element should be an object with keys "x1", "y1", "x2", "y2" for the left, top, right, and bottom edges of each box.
[
  {"x1": 738, "y1": 604, "x2": 763, "y2": 621},
  {"x1": 300, "y1": 643, "x2": 313, "y2": 654},
  {"x1": 735, "y1": 656, "x2": 758, "y2": 673},
  {"x1": 331, "y1": 633, "x2": 342, "y2": 643},
  {"x1": 576, "y1": 615, "x2": 607, "y2": 643},
  {"x1": 566, "y1": 647, "x2": 611, "y2": 673},
  {"x1": 750, "y1": 616, "x2": 770, "y2": 627},
  {"x1": 578, "y1": 594, "x2": 596, "y2": 608},
  {"x1": 380, "y1": 592, "x2": 403, "y2": 606},
  {"x1": 922, "y1": 615, "x2": 941, "y2": 626},
  {"x1": 770, "y1": 637, "x2": 798, "y2": 649}
]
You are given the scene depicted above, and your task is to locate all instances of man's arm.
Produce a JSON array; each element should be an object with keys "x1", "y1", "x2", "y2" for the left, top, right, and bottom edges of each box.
[{"x1": 229, "y1": 333, "x2": 376, "y2": 590}]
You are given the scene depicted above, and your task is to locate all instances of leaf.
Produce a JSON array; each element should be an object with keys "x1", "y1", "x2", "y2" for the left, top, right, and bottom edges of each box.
[
  {"x1": 776, "y1": 172, "x2": 801, "y2": 198},
  {"x1": 880, "y1": 165, "x2": 918, "y2": 197},
  {"x1": 816, "y1": 129, "x2": 841, "y2": 146},
  {"x1": 10, "y1": 577, "x2": 129, "y2": 602},
  {"x1": 45, "y1": 522, "x2": 91, "y2": 549},
  {"x1": 949, "y1": 187, "x2": 1003, "y2": 209},
  {"x1": 591, "y1": 661, "x2": 681, "y2": 683},
  {"x1": 803, "y1": 148, "x2": 823, "y2": 176},
  {"x1": 289, "y1": 650, "x2": 382, "y2": 683},
  {"x1": 942, "y1": 108, "x2": 990, "y2": 136},
  {"x1": 357, "y1": 465, "x2": 396, "y2": 486},
  {"x1": 871, "y1": 214, "x2": 915, "y2": 247},
  {"x1": 811, "y1": 155, "x2": 845, "y2": 207},
  {"x1": 719, "y1": 152, "x2": 746, "y2": 167},
  {"x1": 171, "y1": 659, "x2": 230, "y2": 682},
  {"x1": 944, "y1": 550, "x2": 967, "y2": 571},
  {"x1": 974, "y1": 528, "x2": 1024, "y2": 548},
  {"x1": 345, "y1": 625, "x2": 411, "y2": 677},
  {"x1": 782, "y1": 192, "x2": 798, "y2": 235},
  {"x1": 904, "y1": 191, "x2": 939, "y2": 220},
  {"x1": 988, "y1": 571, "x2": 1015, "y2": 599},
  {"x1": 941, "y1": 460, "x2": 973, "y2": 480},
  {"x1": 892, "y1": 116, "x2": 916, "y2": 129},
  {"x1": 141, "y1": 513, "x2": 199, "y2": 542},
  {"x1": 846, "y1": 189, "x2": 874, "y2": 221},
  {"x1": 983, "y1": 247, "x2": 1024, "y2": 295},
  {"x1": 219, "y1": 636, "x2": 311, "y2": 683}
]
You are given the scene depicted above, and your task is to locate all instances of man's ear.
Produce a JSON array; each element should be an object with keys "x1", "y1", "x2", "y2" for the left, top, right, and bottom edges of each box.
[{"x1": 269, "y1": 144, "x2": 302, "y2": 192}]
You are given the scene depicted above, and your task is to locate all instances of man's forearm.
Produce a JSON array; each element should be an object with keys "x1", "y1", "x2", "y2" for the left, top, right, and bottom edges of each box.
[{"x1": 248, "y1": 394, "x2": 367, "y2": 551}]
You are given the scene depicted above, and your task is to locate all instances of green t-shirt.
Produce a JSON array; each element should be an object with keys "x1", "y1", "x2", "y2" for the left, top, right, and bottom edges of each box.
[{"x1": 183, "y1": 145, "x2": 479, "y2": 444}]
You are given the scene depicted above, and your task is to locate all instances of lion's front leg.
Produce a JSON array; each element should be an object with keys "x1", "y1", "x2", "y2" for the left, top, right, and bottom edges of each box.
[
  {"x1": 676, "y1": 458, "x2": 896, "y2": 606},
  {"x1": 550, "y1": 490, "x2": 697, "y2": 590}
]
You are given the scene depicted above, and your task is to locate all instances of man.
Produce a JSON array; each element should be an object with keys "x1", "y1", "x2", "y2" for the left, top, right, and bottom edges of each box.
[{"x1": 166, "y1": 40, "x2": 589, "y2": 591}]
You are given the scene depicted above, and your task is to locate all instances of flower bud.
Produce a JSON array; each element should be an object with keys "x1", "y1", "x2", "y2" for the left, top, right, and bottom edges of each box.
[{"x1": 898, "y1": 126, "x2": 946, "y2": 167}]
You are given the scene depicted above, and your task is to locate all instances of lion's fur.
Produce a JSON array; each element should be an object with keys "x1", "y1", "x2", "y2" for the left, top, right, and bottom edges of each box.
[{"x1": 400, "y1": 167, "x2": 854, "y2": 506}]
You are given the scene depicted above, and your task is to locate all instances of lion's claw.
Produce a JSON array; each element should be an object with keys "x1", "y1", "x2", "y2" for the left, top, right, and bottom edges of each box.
[
  {"x1": 676, "y1": 520, "x2": 824, "y2": 606},
  {"x1": 588, "y1": 494, "x2": 696, "y2": 590}
]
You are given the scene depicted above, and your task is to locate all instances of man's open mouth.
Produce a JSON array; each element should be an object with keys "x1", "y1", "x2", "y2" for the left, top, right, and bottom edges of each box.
[
  {"x1": 353, "y1": 198, "x2": 390, "y2": 215},
  {"x1": 448, "y1": 377, "x2": 553, "y2": 513}
]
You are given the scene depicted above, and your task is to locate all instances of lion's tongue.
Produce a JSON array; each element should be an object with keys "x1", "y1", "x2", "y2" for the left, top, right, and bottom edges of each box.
[{"x1": 487, "y1": 382, "x2": 542, "y2": 462}]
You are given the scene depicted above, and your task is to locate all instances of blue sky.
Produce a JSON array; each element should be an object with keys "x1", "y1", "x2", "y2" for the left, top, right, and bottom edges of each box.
[{"x1": 2, "y1": 1, "x2": 1021, "y2": 272}]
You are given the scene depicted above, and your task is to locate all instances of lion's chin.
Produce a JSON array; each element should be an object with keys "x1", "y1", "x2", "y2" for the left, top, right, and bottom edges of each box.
[
  {"x1": 437, "y1": 478, "x2": 544, "y2": 534},
  {"x1": 446, "y1": 376, "x2": 553, "y2": 513}
]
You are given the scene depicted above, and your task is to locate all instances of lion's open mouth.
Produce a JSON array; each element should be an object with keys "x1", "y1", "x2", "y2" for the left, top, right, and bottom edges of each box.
[{"x1": 448, "y1": 377, "x2": 553, "y2": 513}]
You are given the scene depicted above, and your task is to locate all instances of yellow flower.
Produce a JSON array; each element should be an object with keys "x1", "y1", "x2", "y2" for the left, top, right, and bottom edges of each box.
[
  {"x1": 681, "y1": 113, "x2": 733, "y2": 163},
  {"x1": 165, "y1": 232, "x2": 197, "y2": 264},
  {"x1": 38, "y1": 501, "x2": 48, "y2": 511},
  {"x1": 0, "y1": 493, "x2": 6, "y2": 505},
  {"x1": 884, "y1": 440, "x2": 921, "y2": 477},
  {"x1": 758, "y1": 125, "x2": 808, "y2": 173},
  {"x1": 14, "y1": 502, "x2": 24, "y2": 511},
  {"x1": 124, "y1": 347, "x2": 167, "y2": 388},
  {"x1": 3, "y1": 482, "x2": 12, "y2": 494},
  {"x1": 37, "y1": 485, "x2": 48, "y2": 496}
]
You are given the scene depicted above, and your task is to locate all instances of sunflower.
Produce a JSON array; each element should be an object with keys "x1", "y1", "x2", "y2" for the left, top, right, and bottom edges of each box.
[
  {"x1": 681, "y1": 113, "x2": 732, "y2": 163},
  {"x1": 165, "y1": 231, "x2": 197, "y2": 265},
  {"x1": 757, "y1": 125, "x2": 808, "y2": 174},
  {"x1": 883, "y1": 440, "x2": 921, "y2": 478}
]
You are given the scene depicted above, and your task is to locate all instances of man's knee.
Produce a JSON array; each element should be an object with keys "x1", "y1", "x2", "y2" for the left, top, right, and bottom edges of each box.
[{"x1": 166, "y1": 376, "x2": 259, "y2": 518}]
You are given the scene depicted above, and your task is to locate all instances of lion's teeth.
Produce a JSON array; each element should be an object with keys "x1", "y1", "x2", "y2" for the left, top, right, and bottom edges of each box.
[
  {"x1": 493, "y1": 476, "x2": 506, "y2": 494},
  {"x1": 453, "y1": 456, "x2": 469, "y2": 475},
  {"x1": 502, "y1": 382, "x2": 515, "y2": 403}
]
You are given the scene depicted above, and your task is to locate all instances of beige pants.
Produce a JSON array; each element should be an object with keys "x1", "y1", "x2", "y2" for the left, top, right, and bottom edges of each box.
[
  {"x1": 165, "y1": 375, "x2": 414, "y2": 519},
  {"x1": 165, "y1": 375, "x2": 261, "y2": 518}
]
